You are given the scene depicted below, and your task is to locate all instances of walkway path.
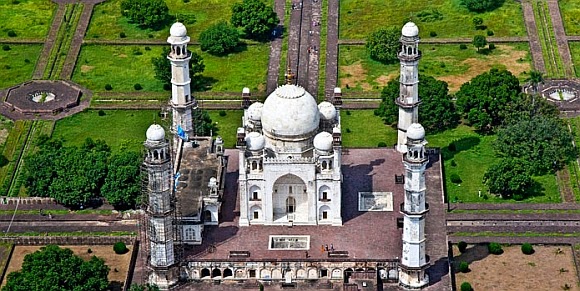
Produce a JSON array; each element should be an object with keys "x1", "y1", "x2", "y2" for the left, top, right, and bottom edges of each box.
[
  {"x1": 522, "y1": 0, "x2": 546, "y2": 73},
  {"x1": 546, "y1": 0, "x2": 575, "y2": 77},
  {"x1": 265, "y1": 0, "x2": 285, "y2": 95},
  {"x1": 33, "y1": 4, "x2": 66, "y2": 79},
  {"x1": 60, "y1": 3, "x2": 95, "y2": 80},
  {"x1": 324, "y1": 0, "x2": 339, "y2": 100}
]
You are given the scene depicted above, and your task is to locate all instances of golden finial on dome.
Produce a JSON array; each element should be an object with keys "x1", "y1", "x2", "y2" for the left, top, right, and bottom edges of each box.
[{"x1": 285, "y1": 65, "x2": 295, "y2": 85}]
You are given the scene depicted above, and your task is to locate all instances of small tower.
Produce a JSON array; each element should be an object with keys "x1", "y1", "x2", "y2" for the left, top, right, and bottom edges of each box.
[
  {"x1": 396, "y1": 22, "x2": 421, "y2": 153},
  {"x1": 399, "y1": 123, "x2": 429, "y2": 290},
  {"x1": 167, "y1": 22, "x2": 196, "y2": 142},
  {"x1": 143, "y1": 124, "x2": 179, "y2": 290}
]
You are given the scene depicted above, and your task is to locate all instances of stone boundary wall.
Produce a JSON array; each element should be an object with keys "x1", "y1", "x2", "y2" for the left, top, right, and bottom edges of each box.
[
  {"x1": 0, "y1": 244, "x2": 15, "y2": 286},
  {"x1": 123, "y1": 240, "x2": 140, "y2": 291},
  {"x1": 0, "y1": 197, "x2": 57, "y2": 205},
  {"x1": 0, "y1": 236, "x2": 135, "y2": 246}
]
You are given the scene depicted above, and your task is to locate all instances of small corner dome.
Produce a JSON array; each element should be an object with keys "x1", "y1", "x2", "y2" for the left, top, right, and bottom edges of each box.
[
  {"x1": 247, "y1": 102, "x2": 263, "y2": 121},
  {"x1": 146, "y1": 124, "x2": 165, "y2": 141},
  {"x1": 170, "y1": 22, "x2": 187, "y2": 37},
  {"x1": 407, "y1": 123, "x2": 425, "y2": 140},
  {"x1": 332, "y1": 126, "x2": 341, "y2": 134},
  {"x1": 313, "y1": 131, "x2": 333, "y2": 152},
  {"x1": 402, "y1": 22, "x2": 419, "y2": 37},
  {"x1": 318, "y1": 101, "x2": 337, "y2": 120},
  {"x1": 245, "y1": 132, "x2": 265, "y2": 151}
]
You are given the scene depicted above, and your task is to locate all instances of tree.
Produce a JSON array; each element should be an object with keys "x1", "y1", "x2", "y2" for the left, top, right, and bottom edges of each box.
[
  {"x1": 120, "y1": 0, "x2": 169, "y2": 29},
  {"x1": 455, "y1": 68, "x2": 522, "y2": 132},
  {"x1": 2, "y1": 245, "x2": 109, "y2": 291},
  {"x1": 458, "y1": 241, "x2": 468, "y2": 253},
  {"x1": 483, "y1": 158, "x2": 534, "y2": 199},
  {"x1": 488, "y1": 242, "x2": 504, "y2": 254},
  {"x1": 375, "y1": 75, "x2": 459, "y2": 132},
  {"x1": 101, "y1": 151, "x2": 142, "y2": 209},
  {"x1": 458, "y1": 261, "x2": 469, "y2": 273},
  {"x1": 525, "y1": 70, "x2": 544, "y2": 94},
  {"x1": 129, "y1": 284, "x2": 160, "y2": 291},
  {"x1": 231, "y1": 0, "x2": 279, "y2": 41},
  {"x1": 365, "y1": 26, "x2": 400, "y2": 64},
  {"x1": 199, "y1": 21, "x2": 240, "y2": 56},
  {"x1": 494, "y1": 115, "x2": 576, "y2": 174},
  {"x1": 460, "y1": 282, "x2": 473, "y2": 291},
  {"x1": 461, "y1": 0, "x2": 505, "y2": 12},
  {"x1": 472, "y1": 34, "x2": 487, "y2": 52},
  {"x1": 151, "y1": 47, "x2": 205, "y2": 89},
  {"x1": 193, "y1": 108, "x2": 216, "y2": 136},
  {"x1": 472, "y1": 17, "x2": 483, "y2": 29},
  {"x1": 521, "y1": 243, "x2": 534, "y2": 255}
]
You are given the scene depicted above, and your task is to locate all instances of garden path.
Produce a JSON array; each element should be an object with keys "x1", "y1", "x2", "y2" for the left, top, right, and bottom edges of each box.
[
  {"x1": 265, "y1": 0, "x2": 285, "y2": 95},
  {"x1": 32, "y1": 4, "x2": 65, "y2": 79},
  {"x1": 546, "y1": 0, "x2": 575, "y2": 77},
  {"x1": 521, "y1": 0, "x2": 547, "y2": 73},
  {"x1": 60, "y1": 3, "x2": 96, "y2": 80},
  {"x1": 324, "y1": 0, "x2": 339, "y2": 100}
]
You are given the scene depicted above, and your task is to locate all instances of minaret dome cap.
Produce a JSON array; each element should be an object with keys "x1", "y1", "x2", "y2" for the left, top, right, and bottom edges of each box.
[
  {"x1": 170, "y1": 22, "x2": 187, "y2": 37},
  {"x1": 402, "y1": 22, "x2": 419, "y2": 37},
  {"x1": 407, "y1": 123, "x2": 425, "y2": 140},
  {"x1": 146, "y1": 124, "x2": 165, "y2": 141}
]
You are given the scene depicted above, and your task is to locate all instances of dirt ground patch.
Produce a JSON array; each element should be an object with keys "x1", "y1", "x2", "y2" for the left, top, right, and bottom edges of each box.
[
  {"x1": 341, "y1": 62, "x2": 372, "y2": 91},
  {"x1": 80, "y1": 65, "x2": 95, "y2": 73},
  {"x1": 439, "y1": 45, "x2": 530, "y2": 92},
  {"x1": 453, "y1": 244, "x2": 580, "y2": 291},
  {"x1": 1, "y1": 245, "x2": 132, "y2": 288},
  {"x1": 374, "y1": 72, "x2": 398, "y2": 87}
]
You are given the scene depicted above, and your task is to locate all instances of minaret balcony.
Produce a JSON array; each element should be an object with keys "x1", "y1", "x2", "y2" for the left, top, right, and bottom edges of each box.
[
  {"x1": 395, "y1": 98, "x2": 421, "y2": 109},
  {"x1": 399, "y1": 257, "x2": 430, "y2": 270},
  {"x1": 398, "y1": 52, "x2": 421, "y2": 62},
  {"x1": 400, "y1": 202, "x2": 429, "y2": 216},
  {"x1": 170, "y1": 100, "x2": 196, "y2": 108}
]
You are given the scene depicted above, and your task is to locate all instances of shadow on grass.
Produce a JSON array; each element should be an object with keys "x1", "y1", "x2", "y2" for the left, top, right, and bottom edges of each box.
[
  {"x1": 192, "y1": 76, "x2": 218, "y2": 92},
  {"x1": 442, "y1": 136, "x2": 481, "y2": 160}
]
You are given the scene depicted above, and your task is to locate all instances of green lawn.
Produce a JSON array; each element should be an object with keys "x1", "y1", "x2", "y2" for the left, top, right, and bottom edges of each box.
[
  {"x1": 73, "y1": 44, "x2": 268, "y2": 94},
  {"x1": 340, "y1": 110, "x2": 397, "y2": 148},
  {"x1": 338, "y1": 43, "x2": 532, "y2": 93},
  {"x1": 53, "y1": 110, "x2": 159, "y2": 152},
  {"x1": 427, "y1": 125, "x2": 559, "y2": 203},
  {"x1": 560, "y1": 0, "x2": 580, "y2": 35},
  {"x1": 0, "y1": 44, "x2": 42, "y2": 90},
  {"x1": 569, "y1": 42, "x2": 580, "y2": 78},
  {"x1": 86, "y1": 0, "x2": 240, "y2": 41},
  {"x1": 340, "y1": 0, "x2": 526, "y2": 39},
  {"x1": 0, "y1": 0, "x2": 56, "y2": 40},
  {"x1": 207, "y1": 110, "x2": 243, "y2": 148}
]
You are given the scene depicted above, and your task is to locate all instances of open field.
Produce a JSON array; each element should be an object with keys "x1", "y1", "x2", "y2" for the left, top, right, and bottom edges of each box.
[
  {"x1": 0, "y1": 44, "x2": 42, "y2": 90},
  {"x1": 86, "y1": 0, "x2": 239, "y2": 40},
  {"x1": 338, "y1": 43, "x2": 532, "y2": 93},
  {"x1": 453, "y1": 244, "x2": 579, "y2": 291},
  {"x1": 73, "y1": 44, "x2": 268, "y2": 94},
  {"x1": 1, "y1": 245, "x2": 132, "y2": 288},
  {"x1": 339, "y1": 0, "x2": 526, "y2": 39},
  {"x1": 0, "y1": 0, "x2": 56, "y2": 40},
  {"x1": 569, "y1": 42, "x2": 580, "y2": 78},
  {"x1": 428, "y1": 125, "x2": 559, "y2": 203},
  {"x1": 207, "y1": 110, "x2": 244, "y2": 148},
  {"x1": 560, "y1": 0, "x2": 580, "y2": 36},
  {"x1": 340, "y1": 110, "x2": 397, "y2": 148},
  {"x1": 53, "y1": 110, "x2": 159, "y2": 153}
]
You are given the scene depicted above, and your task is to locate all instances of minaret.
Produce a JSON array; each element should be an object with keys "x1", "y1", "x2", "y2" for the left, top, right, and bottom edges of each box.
[
  {"x1": 167, "y1": 22, "x2": 196, "y2": 142},
  {"x1": 143, "y1": 124, "x2": 179, "y2": 290},
  {"x1": 396, "y1": 22, "x2": 421, "y2": 153},
  {"x1": 399, "y1": 123, "x2": 429, "y2": 289}
]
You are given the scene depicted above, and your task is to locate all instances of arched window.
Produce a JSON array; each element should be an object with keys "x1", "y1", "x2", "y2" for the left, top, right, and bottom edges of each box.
[
  {"x1": 212, "y1": 268, "x2": 222, "y2": 278},
  {"x1": 153, "y1": 150, "x2": 159, "y2": 160},
  {"x1": 322, "y1": 161, "x2": 328, "y2": 169},
  {"x1": 184, "y1": 227, "x2": 195, "y2": 241},
  {"x1": 408, "y1": 47, "x2": 412, "y2": 55},
  {"x1": 286, "y1": 197, "x2": 295, "y2": 213},
  {"x1": 201, "y1": 268, "x2": 211, "y2": 278},
  {"x1": 252, "y1": 161, "x2": 257, "y2": 170}
]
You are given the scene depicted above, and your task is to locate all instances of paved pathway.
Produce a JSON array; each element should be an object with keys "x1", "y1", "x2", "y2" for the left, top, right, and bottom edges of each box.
[
  {"x1": 547, "y1": 0, "x2": 575, "y2": 77},
  {"x1": 324, "y1": 0, "x2": 339, "y2": 100},
  {"x1": 265, "y1": 0, "x2": 285, "y2": 95},
  {"x1": 522, "y1": 0, "x2": 546, "y2": 73},
  {"x1": 60, "y1": 3, "x2": 95, "y2": 80},
  {"x1": 33, "y1": 4, "x2": 66, "y2": 79}
]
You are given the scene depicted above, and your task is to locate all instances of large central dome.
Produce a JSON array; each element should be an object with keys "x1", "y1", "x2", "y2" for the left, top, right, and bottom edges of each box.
[{"x1": 262, "y1": 84, "x2": 320, "y2": 138}]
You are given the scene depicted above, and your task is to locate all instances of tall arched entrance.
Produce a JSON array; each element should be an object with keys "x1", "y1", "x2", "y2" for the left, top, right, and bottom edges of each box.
[{"x1": 272, "y1": 174, "x2": 307, "y2": 222}]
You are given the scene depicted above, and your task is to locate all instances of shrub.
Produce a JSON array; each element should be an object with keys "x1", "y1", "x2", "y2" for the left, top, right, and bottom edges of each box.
[
  {"x1": 416, "y1": 8, "x2": 443, "y2": 22},
  {"x1": 113, "y1": 241, "x2": 128, "y2": 254},
  {"x1": 144, "y1": 46, "x2": 151, "y2": 51},
  {"x1": 448, "y1": 142, "x2": 456, "y2": 151},
  {"x1": 7, "y1": 30, "x2": 16, "y2": 37},
  {"x1": 458, "y1": 261, "x2": 469, "y2": 273},
  {"x1": 429, "y1": 31, "x2": 437, "y2": 37},
  {"x1": 104, "y1": 84, "x2": 113, "y2": 91},
  {"x1": 24, "y1": 58, "x2": 30, "y2": 64},
  {"x1": 521, "y1": 243, "x2": 534, "y2": 255},
  {"x1": 87, "y1": 248, "x2": 92, "y2": 253},
  {"x1": 459, "y1": 44, "x2": 468, "y2": 50},
  {"x1": 450, "y1": 173, "x2": 462, "y2": 184},
  {"x1": 450, "y1": 160, "x2": 457, "y2": 167},
  {"x1": 134, "y1": 83, "x2": 143, "y2": 90},
  {"x1": 489, "y1": 43, "x2": 496, "y2": 50},
  {"x1": 132, "y1": 48, "x2": 143, "y2": 55},
  {"x1": 2, "y1": 45, "x2": 10, "y2": 51},
  {"x1": 346, "y1": 128, "x2": 351, "y2": 133},
  {"x1": 219, "y1": 110, "x2": 227, "y2": 117},
  {"x1": 0, "y1": 155, "x2": 8, "y2": 167},
  {"x1": 460, "y1": 282, "x2": 473, "y2": 291},
  {"x1": 487, "y1": 30, "x2": 494, "y2": 36},
  {"x1": 458, "y1": 241, "x2": 467, "y2": 253},
  {"x1": 163, "y1": 83, "x2": 171, "y2": 91},
  {"x1": 119, "y1": 32, "x2": 126, "y2": 38},
  {"x1": 488, "y1": 242, "x2": 503, "y2": 255},
  {"x1": 346, "y1": 110, "x2": 351, "y2": 115},
  {"x1": 98, "y1": 110, "x2": 106, "y2": 116},
  {"x1": 378, "y1": 142, "x2": 387, "y2": 147}
]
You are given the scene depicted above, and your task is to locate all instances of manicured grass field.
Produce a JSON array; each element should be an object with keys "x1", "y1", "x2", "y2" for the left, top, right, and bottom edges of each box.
[
  {"x1": 339, "y1": 0, "x2": 526, "y2": 39},
  {"x1": 53, "y1": 110, "x2": 159, "y2": 152},
  {"x1": 0, "y1": 0, "x2": 56, "y2": 40},
  {"x1": 569, "y1": 42, "x2": 580, "y2": 78},
  {"x1": 208, "y1": 110, "x2": 244, "y2": 148},
  {"x1": 427, "y1": 125, "x2": 559, "y2": 203},
  {"x1": 340, "y1": 110, "x2": 397, "y2": 148},
  {"x1": 338, "y1": 43, "x2": 532, "y2": 93},
  {"x1": 0, "y1": 44, "x2": 42, "y2": 90},
  {"x1": 73, "y1": 44, "x2": 268, "y2": 94},
  {"x1": 559, "y1": 0, "x2": 580, "y2": 35},
  {"x1": 86, "y1": 0, "x2": 239, "y2": 40}
]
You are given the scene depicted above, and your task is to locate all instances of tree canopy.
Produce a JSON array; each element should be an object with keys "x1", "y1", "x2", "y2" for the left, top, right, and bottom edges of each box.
[
  {"x1": 472, "y1": 35, "x2": 487, "y2": 52},
  {"x1": 151, "y1": 47, "x2": 205, "y2": 90},
  {"x1": 120, "y1": 0, "x2": 169, "y2": 29},
  {"x1": 193, "y1": 108, "x2": 217, "y2": 136},
  {"x1": 231, "y1": 0, "x2": 279, "y2": 41},
  {"x1": 2, "y1": 245, "x2": 109, "y2": 291},
  {"x1": 483, "y1": 158, "x2": 534, "y2": 199},
  {"x1": 365, "y1": 26, "x2": 400, "y2": 64},
  {"x1": 455, "y1": 68, "x2": 522, "y2": 132},
  {"x1": 375, "y1": 75, "x2": 459, "y2": 133},
  {"x1": 101, "y1": 151, "x2": 143, "y2": 209},
  {"x1": 129, "y1": 284, "x2": 160, "y2": 291},
  {"x1": 495, "y1": 115, "x2": 576, "y2": 174},
  {"x1": 199, "y1": 21, "x2": 240, "y2": 56},
  {"x1": 461, "y1": 0, "x2": 505, "y2": 12}
]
